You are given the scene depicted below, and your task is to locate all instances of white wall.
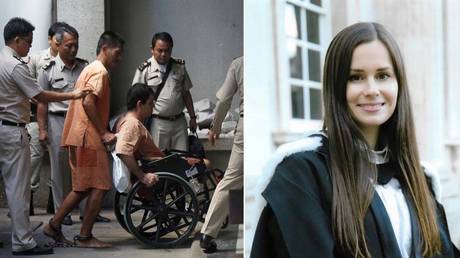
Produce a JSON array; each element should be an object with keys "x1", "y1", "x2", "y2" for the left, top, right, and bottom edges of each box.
[
  {"x1": 0, "y1": 0, "x2": 51, "y2": 53},
  {"x1": 244, "y1": 0, "x2": 279, "y2": 255}
]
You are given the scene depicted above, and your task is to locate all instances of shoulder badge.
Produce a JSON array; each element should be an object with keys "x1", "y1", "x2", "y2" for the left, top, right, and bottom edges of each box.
[
  {"x1": 76, "y1": 57, "x2": 89, "y2": 65},
  {"x1": 172, "y1": 58, "x2": 185, "y2": 65},
  {"x1": 13, "y1": 55, "x2": 27, "y2": 65},
  {"x1": 138, "y1": 60, "x2": 151, "y2": 71},
  {"x1": 42, "y1": 60, "x2": 56, "y2": 70}
]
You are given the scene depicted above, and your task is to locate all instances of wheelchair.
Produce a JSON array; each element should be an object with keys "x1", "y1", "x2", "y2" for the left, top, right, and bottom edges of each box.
[{"x1": 113, "y1": 150, "x2": 224, "y2": 248}]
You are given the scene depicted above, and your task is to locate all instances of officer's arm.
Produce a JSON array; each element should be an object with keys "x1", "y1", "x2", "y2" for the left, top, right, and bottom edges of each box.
[
  {"x1": 183, "y1": 90, "x2": 196, "y2": 119},
  {"x1": 183, "y1": 90, "x2": 197, "y2": 132},
  {"x1": 212, "y1": 63, "x2": 238, "y2": 134},
  {"x1": 34, "y1": 89, "x2": 86, "y2": 103},
  {"x1": 36, "y1": 70, "x2": 49, "y2": 142}
]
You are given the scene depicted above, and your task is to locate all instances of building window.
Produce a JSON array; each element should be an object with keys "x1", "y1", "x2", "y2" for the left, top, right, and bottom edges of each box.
[{"x1": 284, "y1": 0, "x2": 327, "y2": 124}]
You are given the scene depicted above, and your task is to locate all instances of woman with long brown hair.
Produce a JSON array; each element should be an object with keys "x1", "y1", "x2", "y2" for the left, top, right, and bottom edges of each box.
[{"x1": 250, "y1": 22, "x2": 459, "y2": 258}]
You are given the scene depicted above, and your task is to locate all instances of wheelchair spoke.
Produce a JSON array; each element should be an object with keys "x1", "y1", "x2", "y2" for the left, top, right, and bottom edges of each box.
[
  {"x1": 143, "y1": 221, "x2": 158, "y2": 232},
  {"x1": 172, "y1": 221, "x2": 193, "y2": 231},
  {"x1": 129, "y1": 204, "x2": 154, "y2": 213},
  {"x1": 174, "y1": 229, "x2": 183, "y2": 237},
  {"x1": 168, "y1": 209, "x2": 195, "y2": 218},
  {"x1": 155, "y1": 218, "x2": 162, "y2": 241},
  {"x1": 135, "y1": 211, "x2": 158, "y2": 231},
  {"x1": 165, "y1": 192, "x2": 188, "y2": 208},
  {"x1": 161, "y1": 179, "x2": 169, "y2": 202},
  {"x1": 137, "y1": 217, "x2": 156, "y2": 232},
  {"x1": 133, "y1": 195, "x2": 144, "y2": 202},
  {"x1": 141, "y1": 209, "x2": 149, "y2": 222}
]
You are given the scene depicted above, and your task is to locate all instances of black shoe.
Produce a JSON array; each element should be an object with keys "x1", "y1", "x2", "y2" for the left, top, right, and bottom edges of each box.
[
  {"x1": 12, "y1": 245, "x2": 53, "y2": 256},
  {"x1": 200, "y1": 234, "x2": 217, "y2": 253},
  {"x1": 62, "y1": 215, "x2": 73, "y2": 226},
  {"x1": 46, "y1": 187, "x2": 54, "y2": 214},
  {"x1": 79, "y1": 214, "x2": 111, "y2": 223},
  {"x1": 0, "y1": 241, "x2": 3, "y2": 248}
]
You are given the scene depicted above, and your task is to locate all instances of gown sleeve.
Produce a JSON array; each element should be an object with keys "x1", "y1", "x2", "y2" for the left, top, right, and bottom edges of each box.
[
  {"x1": 251, "y1": 204, "x2": 289, "y2": 258},
  {"x1": 251, "y1": 152, "x2": 336, "y2": 258}
]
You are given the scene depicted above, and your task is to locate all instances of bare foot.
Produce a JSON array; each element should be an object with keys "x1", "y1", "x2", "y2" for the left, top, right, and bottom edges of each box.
[{"x1": 75, "y1": 236, "x2": 112, "y2": 248}]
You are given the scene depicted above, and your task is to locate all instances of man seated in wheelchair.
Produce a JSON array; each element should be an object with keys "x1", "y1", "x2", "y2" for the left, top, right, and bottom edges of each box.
[{"x1": 113, "y1": 83, "x2": 207, "y2": 188}]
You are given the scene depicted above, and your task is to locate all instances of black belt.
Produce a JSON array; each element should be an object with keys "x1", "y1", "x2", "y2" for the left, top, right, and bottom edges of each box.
[
  {"x1": 152, "y1": 113, "x2": 184, "y2": 121},
  {"x1": 1, "y1": 119, "x2": 26, "y2": 127},
  {"x1": 49, "y1": 111, "x2": 67, "y2": 117}
]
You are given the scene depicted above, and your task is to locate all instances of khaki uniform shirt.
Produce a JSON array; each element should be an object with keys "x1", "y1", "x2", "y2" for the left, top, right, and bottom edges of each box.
[
  {"x1": 0, "y1": 46, "x2": 43, "y2": 123},
  {"x1": 37, "y1": 55, "x2": 87, "y2": 113},
  {"x1": 212, "y1": 56, "x2": 244, "y2": 133},
  {"x1": 28, "y1": 47, "x2": 54, "y2": 79},
  {"x1": 132, "y1": 57, "x2": 193, "y2": 116}
]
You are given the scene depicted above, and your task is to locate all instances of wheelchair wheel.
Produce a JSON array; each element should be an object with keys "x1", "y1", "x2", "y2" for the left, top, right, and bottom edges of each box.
[
  {"x1": 113, "y1": 191, "x2": 130, "y2": 232},
  {"x1": 124, "y1": 172, "x2": 199, "y2": 248}
]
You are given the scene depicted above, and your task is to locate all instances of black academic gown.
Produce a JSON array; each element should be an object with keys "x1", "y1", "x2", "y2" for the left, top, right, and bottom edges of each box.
[{"x1": 251, "y1": 135, "x2": 460, "y2": 258}]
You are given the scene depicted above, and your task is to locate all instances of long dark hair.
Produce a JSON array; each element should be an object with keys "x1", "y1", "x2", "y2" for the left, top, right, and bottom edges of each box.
[{"x1": 322, "y1": 22, "x2": 441, "y2": 257}]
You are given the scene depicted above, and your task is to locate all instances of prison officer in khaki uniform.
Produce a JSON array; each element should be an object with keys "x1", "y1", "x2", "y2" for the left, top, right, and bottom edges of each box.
[
  {"x1": 37, "y1": 24, "x2": 87, "y2": 226},
  {"x1": 200, "y1": 56, "x2": 244, "y2": 253},
  {"x1": 0, "y1": 17, "x2": 89, "y2": 256},
  {"x1": 27, "y1": 22, "x2": 65, "y2": 213},
  {"x1": 132, "y1": 32, "x2": 196, "y2": 151}
]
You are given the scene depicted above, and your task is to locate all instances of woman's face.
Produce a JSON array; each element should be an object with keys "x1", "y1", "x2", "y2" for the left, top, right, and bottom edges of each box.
[{"x1": 346, "y1": 40, "x2": 398, "y2": 135}]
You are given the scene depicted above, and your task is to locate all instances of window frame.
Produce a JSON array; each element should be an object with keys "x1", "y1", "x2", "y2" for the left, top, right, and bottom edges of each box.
[{"x1": 276, "y1": 0, "x2": 331, "y2": 134}]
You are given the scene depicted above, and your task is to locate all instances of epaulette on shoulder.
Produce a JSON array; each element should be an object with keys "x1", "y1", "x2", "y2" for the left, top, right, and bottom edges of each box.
[
  {"x1": 76, "y1": 57, "x2": 89, "y2": 64},
  {"x1": 172, "y1": 58, "x2": 185, "y2": 65},
  {"x1": 42, "y1": 60, "x2": 56, "y2": 70},
  {"x1": 13, "y1": 55, "x2": 27, "y2": 65},
  {"x1": 138, "y1": 60, "x2": 151, "y2": 71}
]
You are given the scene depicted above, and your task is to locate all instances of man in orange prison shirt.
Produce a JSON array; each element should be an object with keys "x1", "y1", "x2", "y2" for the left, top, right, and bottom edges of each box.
[{"x1": 43, "y1": 31, "x2": 124, "y2": 248}]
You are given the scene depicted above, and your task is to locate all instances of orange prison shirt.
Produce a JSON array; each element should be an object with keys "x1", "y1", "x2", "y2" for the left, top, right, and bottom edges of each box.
[{"x1": 61, "y1": 60, "x2": 111, "y2": 191}]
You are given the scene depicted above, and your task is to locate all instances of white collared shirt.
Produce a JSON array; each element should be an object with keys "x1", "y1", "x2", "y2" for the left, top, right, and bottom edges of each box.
[{"x1": 375, "y1": 178, "x2": 412, "y2": 258}]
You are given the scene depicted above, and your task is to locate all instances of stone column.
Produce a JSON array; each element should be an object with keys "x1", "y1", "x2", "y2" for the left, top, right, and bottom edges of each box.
[{"x1": 57, "y1": 0, "x2": 106, "y2": 61}]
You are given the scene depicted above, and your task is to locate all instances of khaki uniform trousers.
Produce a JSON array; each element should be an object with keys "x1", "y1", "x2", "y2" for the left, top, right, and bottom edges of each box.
[
  {"x1": 150, "y1": 115, "x2": 188, "y2": 151},
  {"x1": 47, "y1": 114, "x2": 72, "y2": 211},
  {"x1": 26, "y1": 122, "x2": 46, "y2": 192},
  {"x1": 201, "y1": 118, "x2": 243, "y2": 238},
  {"x1": 0, "y1": 125, "x2": 37, "y2": 251}
]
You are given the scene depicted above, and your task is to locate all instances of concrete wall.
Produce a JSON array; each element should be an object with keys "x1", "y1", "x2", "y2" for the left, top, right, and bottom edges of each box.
[
  {"x1": 108, "y1": 0, "x2": 243, "y2": 115},
  {"x1": 56, "y1": 0, "x2": 105, "y2": 62}
]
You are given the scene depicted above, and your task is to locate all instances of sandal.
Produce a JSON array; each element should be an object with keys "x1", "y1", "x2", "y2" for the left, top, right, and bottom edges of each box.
[{"x1": 43, "y1": 218, "x2": 73, "y2": 246}]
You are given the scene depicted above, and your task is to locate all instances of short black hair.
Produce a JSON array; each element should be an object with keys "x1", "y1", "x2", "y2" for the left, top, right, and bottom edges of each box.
[
  {"x1": 55, "y1": 23, "x2": 79, "y2": 44},
  {"x1": 127, "y1": 83, "x2": 154, "y2": 110},
  {"x1": 3, "y1": 17, "x2": 35, "y2": 44},
  {"x1": 151, "y1": 32, "x2": 173, "y2": 48},
  {"x1": 96, "y1": 31, "x2": 125, "y2": 55},
  {"x1": 48, "y1": 22, "x2": 68, "y2": 38}
]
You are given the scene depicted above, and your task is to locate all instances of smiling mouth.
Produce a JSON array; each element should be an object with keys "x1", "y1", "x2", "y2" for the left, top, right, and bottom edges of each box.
[{"x1": 357, "y1": 103, "x2": 385, "y2": 111}]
